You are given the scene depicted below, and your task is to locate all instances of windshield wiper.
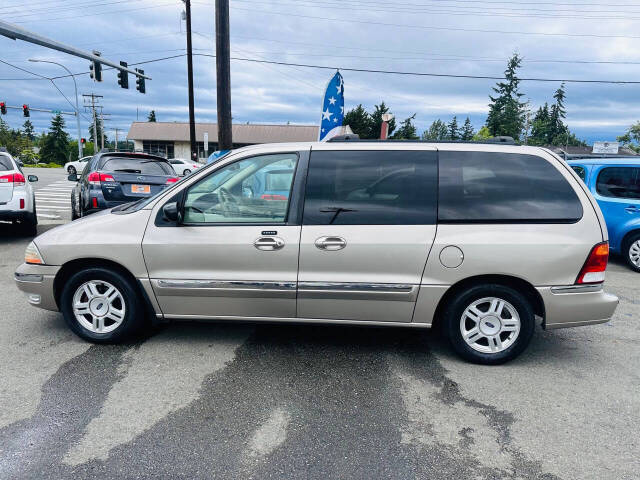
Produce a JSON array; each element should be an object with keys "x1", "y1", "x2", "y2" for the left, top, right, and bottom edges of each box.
[{"x1": 319, "y1": 206, "x2": 357, "y2": 224}]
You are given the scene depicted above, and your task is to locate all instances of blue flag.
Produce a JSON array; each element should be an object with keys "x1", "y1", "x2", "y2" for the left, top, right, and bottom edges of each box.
[{"x1": 318, "y1": 71, "x2": 344, "y2": 141}]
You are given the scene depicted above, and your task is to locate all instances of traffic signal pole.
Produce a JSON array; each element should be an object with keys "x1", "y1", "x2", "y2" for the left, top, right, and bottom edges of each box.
[
  {"x1": 184, "y1": 0, "x2": 197, "y2": 162},
  {"x1": 215, "y1": 0, "x2": 232, "y2": 150}
]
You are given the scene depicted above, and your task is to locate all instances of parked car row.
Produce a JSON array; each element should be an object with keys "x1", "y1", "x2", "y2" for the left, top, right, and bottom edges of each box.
[
  {"x1": 0, "y1": 150, "x2": 38, "y2": 234},
  {"x1": 16, "y1": 141, "x2": 619, "y2": 364}
]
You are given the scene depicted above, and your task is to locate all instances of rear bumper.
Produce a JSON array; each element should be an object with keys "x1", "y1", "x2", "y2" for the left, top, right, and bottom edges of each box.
[
  {"x1": 14, "y1": 263, "x2": 60, "y2": 312},
  {"x1": 537, "y1": 285, "x2": 619, "y2": 329},
  {"x1": 0, "y1": 191, "x2": 33, "y2": 220}
]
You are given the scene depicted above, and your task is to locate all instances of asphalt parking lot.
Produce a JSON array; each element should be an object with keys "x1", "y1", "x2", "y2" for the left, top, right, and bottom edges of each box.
[{"x1": 0, "y1": 169, "x2": 638, "y2": 479}]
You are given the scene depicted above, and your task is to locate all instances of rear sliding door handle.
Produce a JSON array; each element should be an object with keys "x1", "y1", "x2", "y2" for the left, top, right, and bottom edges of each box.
[
  {"x1": 254, "y1": 237, "x2": 285, "y2": 251},
  {"x1": 315, "y1": 236, "x2": 347, "y2": 251}
]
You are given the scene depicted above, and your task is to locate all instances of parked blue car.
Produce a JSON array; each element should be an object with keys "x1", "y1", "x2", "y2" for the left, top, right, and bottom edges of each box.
[{"x1": 567, "y1": 157, "x2": 640, "y2": 272}]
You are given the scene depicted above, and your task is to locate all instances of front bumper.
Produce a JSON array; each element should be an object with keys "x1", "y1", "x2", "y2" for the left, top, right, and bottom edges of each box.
[
  {"x1": 14, "y1": 263, "x2": 60, "y2": 312},
  {"x1": 537, "y1": 285, "x2": 619, "y2": 329}
]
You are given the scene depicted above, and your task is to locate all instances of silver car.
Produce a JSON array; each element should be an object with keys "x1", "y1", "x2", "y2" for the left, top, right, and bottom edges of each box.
[
  {"x1": 0, "y1": 150, "x2": 38, "y2": 234},
  {"x1": 14, "y1": 142, "x2": 619, "y2": 364}
]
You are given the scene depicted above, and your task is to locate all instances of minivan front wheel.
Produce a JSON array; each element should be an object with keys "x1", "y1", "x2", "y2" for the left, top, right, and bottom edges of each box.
[
  {"x1": 444, "y1": 284, "x2": 535, "y2": 365},
  {"x1": 60, "y1": 267, "x2": 143, "y2": 343}
]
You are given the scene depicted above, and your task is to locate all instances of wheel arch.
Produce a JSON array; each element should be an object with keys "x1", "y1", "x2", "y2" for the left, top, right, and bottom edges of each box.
[
  {"x1": 431, "y1": 274, "x2": 545, "y2": 331},
  {"x1": 621, "y1": 228, "x2": 640, "y2": 251},
  {"x1": 53, "y1": 258, "x2": 158, "y2": 320}
]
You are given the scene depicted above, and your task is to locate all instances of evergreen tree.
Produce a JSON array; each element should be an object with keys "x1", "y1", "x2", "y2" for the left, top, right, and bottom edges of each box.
[
  {"x1": 369, "y1": 102, "x2": 396, "y2": 138},
  {"x1": 422, "y1": 119, "x2": 448, "y2": 140},
  {"x1": 472, "y1": 126, "x2": 493, "y2": 141},
  {"x1": 391, "y1": 114, "x2": 418, "y2": 140},
  {"x1": 617, "y1": 121, "x2": 640, "y2": 153},
  {"x1": 447, "y1": 116, "x2": 460, "y2": 140},
  {"x1": 529, "y1": 104, "x2": 550, "y2": 145},
  {"x1": 22, "y1": 120, "x2": 35, "y2": 141},
  {"x1": 148, "y1": 110, "x2": 157, "y2": 122},
  {"x1": 486, "y1": 53, "x2": 527, "y2": 140},
  {"x1": 548, "y1": 83, "x2": 568, "y2": 143},
  {"x1": 343, "y1": 104, "x2": 373, "y2": 139},
  {"x1": 461, "y1": 117, "x2": 474, "y2": 140},
  {"x1": 40, "y1": 114, "x2": 70, "y2": 165}
]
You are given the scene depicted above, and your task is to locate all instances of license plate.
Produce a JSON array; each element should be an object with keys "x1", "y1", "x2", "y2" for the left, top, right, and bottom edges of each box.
[{"x1": 131, "y1": 184, "x2": 150, "y2": 194}]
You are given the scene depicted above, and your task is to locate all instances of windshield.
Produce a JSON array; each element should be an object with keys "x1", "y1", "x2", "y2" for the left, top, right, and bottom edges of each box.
[{"x1": 100, "y1": 158, "x2": 173, "y2": 175}]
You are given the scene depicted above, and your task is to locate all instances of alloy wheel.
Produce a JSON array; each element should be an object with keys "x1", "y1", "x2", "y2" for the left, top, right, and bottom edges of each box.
[
  {"x1": 630, "y1": 240, "x2": 640, "y2": 268},
  {"x1": 72, "y1": 280, "x2": 126, "y2": 333},
  {"x1": 460, "y1": 297, "x2": 521, "y2": 354}
]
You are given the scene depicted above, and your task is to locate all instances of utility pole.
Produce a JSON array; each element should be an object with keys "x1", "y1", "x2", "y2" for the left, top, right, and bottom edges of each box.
[
  {"x1": 100, "y1": 109, "x2": 105, "y2": 150},
  {"x1": 83, "y1": 93, "x2": 103, "y2": 151},
  {"x1": 215, "y1": 0, "x2": 232, "y2": 150},
  {"x1": 114, "y1": 128, "x2": 119, "y2": 151},
  {"x1": 183, "y1": 0, "x2": 197, "y2": 161}
]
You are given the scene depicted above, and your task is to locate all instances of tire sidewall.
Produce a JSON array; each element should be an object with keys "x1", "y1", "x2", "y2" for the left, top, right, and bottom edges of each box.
[
  {"x1": 68, "y1": 166, "x2": 76, "y2": 175},
  {"x1": 445, "y1": 284, "x2": 535, "y2": 365},
  {"x1": 623, "y1": 233, "x2": 640, "y2": 273},
  {"x1": 60, "y1": 267, "x2": 142, "y2": 343}
]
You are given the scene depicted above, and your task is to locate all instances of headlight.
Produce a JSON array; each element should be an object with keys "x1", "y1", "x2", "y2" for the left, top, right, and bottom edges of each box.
[{"x1": 25, "y1": 242, "x2": 45, "y2": 265}]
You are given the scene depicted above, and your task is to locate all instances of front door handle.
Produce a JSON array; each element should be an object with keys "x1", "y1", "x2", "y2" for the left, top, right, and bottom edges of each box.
[
  {"x1": 254, "y1": 236, "x2": 285, "y2": 251},
  {"x1": 315, "y1": 236, "x2": 347, "y2": 251},
  {"x1": 625, "y1": 206, "x2": 639, "y2": 214}
]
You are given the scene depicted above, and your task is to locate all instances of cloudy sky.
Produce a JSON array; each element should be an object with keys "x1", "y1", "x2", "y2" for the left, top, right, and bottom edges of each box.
[{"x1": 2, "y1": 0, "x2": 640, "y2": 143}]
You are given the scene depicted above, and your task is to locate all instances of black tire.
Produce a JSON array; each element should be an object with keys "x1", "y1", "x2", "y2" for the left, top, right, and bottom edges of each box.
[
  {"x1": 443, "y1": 284, "x2": 535, "y2": 365},
  {"x1": 183, "y1": 169, "x2": 191, "y2": 176},
  {"x1": 623, "y1": 232, "x2": 640, "y2": 273},
  {"x1": 71, "y1": 194, "x2": 79, "y2": 220},
  {"x1": 21, "y1": 207, "x2": 38, "y2": 236},
  {"x1": 67, "y1": 166, "x2": 76, "y2": 175},
  {"x1": 60, "y1": 267, "x2": 145, "y2": 343}
]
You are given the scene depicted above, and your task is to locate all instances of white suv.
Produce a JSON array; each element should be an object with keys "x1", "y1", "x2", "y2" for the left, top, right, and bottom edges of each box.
[{"x1": 0, "y1": 151, "x2": 38, "y2": 235}]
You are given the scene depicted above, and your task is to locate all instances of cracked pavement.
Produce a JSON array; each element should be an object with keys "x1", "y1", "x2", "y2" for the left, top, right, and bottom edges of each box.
[{"x1": 1, "y1": 223, "x2": 638, "y2": 479}]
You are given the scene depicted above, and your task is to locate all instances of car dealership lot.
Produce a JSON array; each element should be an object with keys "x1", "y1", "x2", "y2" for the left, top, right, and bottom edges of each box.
[{"x1": 1, "y1": 212, "x2": 638, "y2": 479}]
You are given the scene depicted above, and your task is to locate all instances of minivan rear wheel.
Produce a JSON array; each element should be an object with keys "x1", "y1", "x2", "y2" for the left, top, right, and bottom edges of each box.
[
  {"x1": 444, "y1": 284, "x2": 535, "y2": 365},
  {"x1": 623, "y1": 232, "x2": 640, "y2": 273},
  {"x1": 60, "y1": 267, "x2": 144, "y2": 343}
]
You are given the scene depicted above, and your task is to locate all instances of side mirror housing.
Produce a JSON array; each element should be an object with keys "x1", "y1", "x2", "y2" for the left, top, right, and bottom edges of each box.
[
  {"x1": 28, "y1": 175, "x2": 38, "y2": 183},
  {"x1": 68, "y1": 173, "x2": 78, "y2": 182},
  {"x1": 162, "y1": 202, "x2": 179, "y2": 222}
]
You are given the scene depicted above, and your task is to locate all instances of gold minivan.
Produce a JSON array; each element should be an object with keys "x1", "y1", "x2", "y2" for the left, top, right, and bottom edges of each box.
[{"x1": 15, "y1": 141, "x2": 619, "y2": 364}]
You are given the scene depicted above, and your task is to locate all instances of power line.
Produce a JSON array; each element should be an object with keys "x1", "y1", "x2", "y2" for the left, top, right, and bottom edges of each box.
[
  {"x1": 227, "y1": 5, "x2": 640, "y2": 39},
  {"x1": 3, "y1": 0, "x2": 146, "y2": 17},
  {"x1": 13, "y1": 2, "x2": 177, "y2": 23}
]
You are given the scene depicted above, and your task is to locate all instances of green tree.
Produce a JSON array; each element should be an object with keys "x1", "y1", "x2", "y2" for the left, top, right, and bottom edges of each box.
[
  {"x1": 548, "y1": 83, "x2": 567, "y2": 141},
  {"x1": 22, "y1": 119, "x2": 35, "y2": 141},
  {"x1": 343, "y1": 104, "x2": 373, "y2": 138},
  {"x1": 369, "y1": 102, "x2": 396, "y2": 138},
  {"x1": 529, "y1": 103, "x2": 550, "y2": 145},
  {"x1": 40, "y1": 114, "x2": 70, "y2": 165},
  {"x1": 617, "y1": 122, "x2": 640, "y2": 153},
  {"x1": 422, "y1": 119, "x2": 448, "y2": 140},
  {"x1": 472, "y1": 126, "x2": 493, "y2": 141},
  {"x1": 391, "y1": 114, "x2": 418, "y2": 139},
  {"x1": 447, "y1": 116, "x2": 460, "y2": 140},
  {"x1": 461, "y1": 117, "x2": 474, "y2": 141},
  {"x1": 486, "y1": 53, "x2": 527, "y2": 140},
  {"x1": 148, "y1": 110, "x2": 157, "y2": 122}
]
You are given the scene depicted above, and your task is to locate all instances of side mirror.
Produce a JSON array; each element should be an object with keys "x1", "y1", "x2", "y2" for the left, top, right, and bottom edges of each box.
[
  {"x1": 162, "y1": 202, "x2": 179, "y2": 222},
  {"x1": 68, "y1": 173, "x2": 78, "y2": 182},
  {"x1": 28, "y1": 175, "x2": 38, "y2": 183}
]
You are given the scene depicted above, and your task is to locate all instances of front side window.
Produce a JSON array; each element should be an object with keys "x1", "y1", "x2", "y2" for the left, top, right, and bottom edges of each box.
[
  {"x1": 183, "y1": 153, "x2": 298, "y2": 224},
  {"x1": 303, "y1": 150, "x2": 437, "y2": 225},
  {"x1": 596, "y1": 167, "x2": 640, "y2": 199},
  {"x1": 438, "y1": 151, "x2": 583, "y2": 222},
  {"x1": 571, "y1": 165, "x2": 587, "y2": 182}
]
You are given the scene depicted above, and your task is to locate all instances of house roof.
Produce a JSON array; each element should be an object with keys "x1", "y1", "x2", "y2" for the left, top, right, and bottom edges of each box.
[{"x1": 126, "y1": 122, "x2": 319, "y2": 144}]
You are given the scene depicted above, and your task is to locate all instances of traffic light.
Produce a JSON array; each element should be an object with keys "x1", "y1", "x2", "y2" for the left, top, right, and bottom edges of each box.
[
  {"x1": 89, "y1": 51, "x2": 103, "y2": 82},
  {"x1": 135, "y1": 68, "x2": 145, "y2": 94},
  {"x1": 80, "y1": 138, "x2": 86, "y2": 144},
  {"x1": 117, "y1": 61, "x2": 129, "y2": 89},
  {"x1": 23, "y1": 104, "x2": 29, "y2": 117},
  {"x1": 0, "y1": 102, "x2": 6, "y2": 115}
]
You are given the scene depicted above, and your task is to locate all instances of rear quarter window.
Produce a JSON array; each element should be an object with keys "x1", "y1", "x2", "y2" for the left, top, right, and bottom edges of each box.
[
  {"x1": 438, "y1": 151, "x2": 583, "y2": 223},
  {"x1": 596, "y1": 167, "x2": 640, "y2": 199},
  {"x1": 0, "y1": 155, "x2": 13, "y2": 171}
]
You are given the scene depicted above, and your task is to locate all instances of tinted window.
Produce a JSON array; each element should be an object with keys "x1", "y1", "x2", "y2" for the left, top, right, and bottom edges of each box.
[
  {"x1": 303, "y1": 150, "x2": 437, "y2": 225},
  {"x1": 0, "y1": 155, "x2": 13, "y2": 171},
  {"x1": 596, "y1": 167, "x2": 640, "y2": 199},
  {"x1": 571, "y1": 165, "x2": 586, "y2": 182},
  {"x1": 438, "y1": 151, "x2": 583, "y2": 222},
  {"x1": 100, "y1": 158, "x2": 173, "y2": 175},
  {"x1": 183, "y1": 153, "x2": 298, "y2": 224}
]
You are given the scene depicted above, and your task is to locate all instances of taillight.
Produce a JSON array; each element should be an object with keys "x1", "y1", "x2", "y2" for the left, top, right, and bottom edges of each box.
[
  {"x1": 99, "y1": 173, "x2": 115, "y2": 182},
  {"x1": 92, "y1": 197, "x2": 98, "y2": 208},
  {"x1": 20, "y1": 199, "x2": 25, "y2": 209},
  {"x1": 166, "y1": 177, "x2": 179, "y2": 184},
  {"x1": 13, "y1": 173, "x2": 25, "y2": 185},
  {"x1": 261, "y1": 194, "x2": 287, "y2": 201},
  {"x1": 192, "y1": 164, "x2": 198, "y2": 168},
  {"x1": 576, "y1": 242, "x2": 609, "y2": 284},
  {"x1": 88, "y1": 172, "x2": 115, "y2": 184},
  {"x1": 0, "y1": 173, "x2": 25, "y2": 185}
]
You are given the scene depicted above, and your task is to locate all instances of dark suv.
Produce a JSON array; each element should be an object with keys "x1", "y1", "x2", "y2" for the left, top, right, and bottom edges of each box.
[{"x1": 69, "y1": 152, "x2": 178, "y2": 218}]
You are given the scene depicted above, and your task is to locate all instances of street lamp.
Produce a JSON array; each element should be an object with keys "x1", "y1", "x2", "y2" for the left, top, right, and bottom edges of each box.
[{"x1": 28, "y1": 58, "x2": 83, "y2": 159}]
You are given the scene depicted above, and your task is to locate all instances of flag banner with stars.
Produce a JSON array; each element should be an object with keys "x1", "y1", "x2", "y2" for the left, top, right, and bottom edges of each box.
[{"x1": 318, "y1": 71, "x2": 344, "y2": 141}]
